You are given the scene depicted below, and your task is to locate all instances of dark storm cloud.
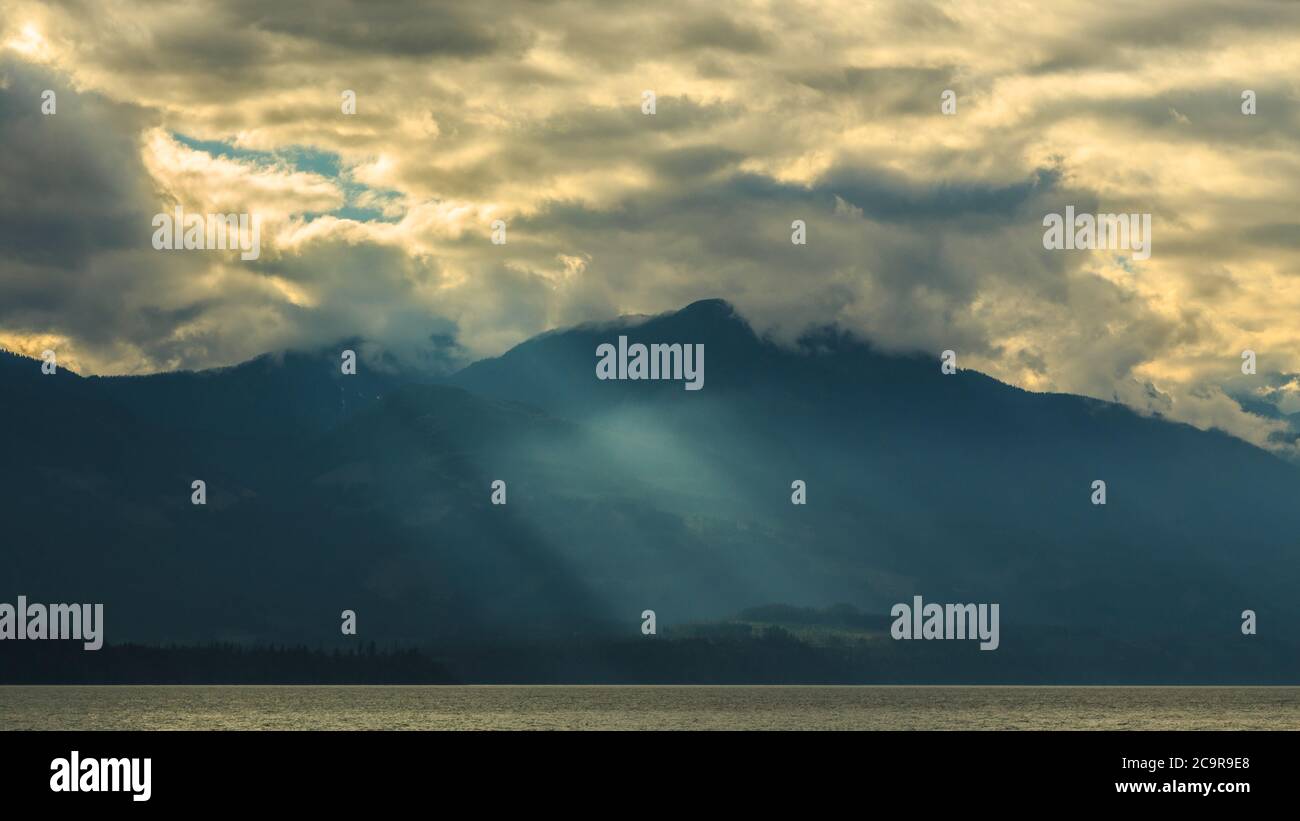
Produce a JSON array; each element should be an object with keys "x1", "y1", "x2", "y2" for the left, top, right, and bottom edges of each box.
[
  {"x1": 790, "y1": 66, "x2": 960, "y2": 116},
  {"x1": 227, "y1": 0, "x2": 530, "y2": 60},
  {"x1": 0, "y1": 61, "x2": 156, "y2": 268},
  {"x1": 0, "y1": 59, "x2": 458, "y2": 373},
  {"x1": 396, "y1": 96, "x2": 744, "y2": 199},
  {"x1": 671, "y1": 15, "x2": 772, "y2": 54},
  {"x1": 513, "y1": 161, "x2": 1083, "y2": 359},
  {"x1": 648, "y1": 145, "x2": 745, "y2": 179},
  {"x1": 1024, "y1": 0, "x2": 1300, "y2": 73},
  {"x1": 3, "y1": 0, "x2": 1300, "y2": 449},
  {"x1": 818, "y1": 166, "x2": 1061, "y2": 223}
]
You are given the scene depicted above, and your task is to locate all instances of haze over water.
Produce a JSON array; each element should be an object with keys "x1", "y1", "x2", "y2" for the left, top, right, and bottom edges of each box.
[{"x1": 5, "y1": 686, "x2": 1298, "y2": 730}]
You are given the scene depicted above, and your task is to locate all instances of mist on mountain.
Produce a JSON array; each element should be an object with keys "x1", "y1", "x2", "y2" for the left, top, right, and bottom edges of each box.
[{"x1": 3, "y1": 300, "x2": 1296, "y2": 680}]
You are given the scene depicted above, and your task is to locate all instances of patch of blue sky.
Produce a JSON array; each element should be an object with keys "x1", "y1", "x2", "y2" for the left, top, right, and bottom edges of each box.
[{"x1": 172, "y1": 133, "x2": 404, "y2": 223}]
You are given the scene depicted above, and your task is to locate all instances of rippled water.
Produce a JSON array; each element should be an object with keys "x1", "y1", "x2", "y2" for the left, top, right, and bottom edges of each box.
[{"x1": 3, "y1": 686, "x2": 1297, "y2": 730}]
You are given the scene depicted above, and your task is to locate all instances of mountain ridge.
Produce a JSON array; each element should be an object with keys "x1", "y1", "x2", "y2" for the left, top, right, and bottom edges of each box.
[{"x1": 3, "y1": 302, "x2": 1297, "y2": 680}]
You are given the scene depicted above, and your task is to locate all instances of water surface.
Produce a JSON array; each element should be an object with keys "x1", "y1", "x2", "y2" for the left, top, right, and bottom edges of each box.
[{"x1": 4, "y1": 685, "x2": 1298, "y2": 730}]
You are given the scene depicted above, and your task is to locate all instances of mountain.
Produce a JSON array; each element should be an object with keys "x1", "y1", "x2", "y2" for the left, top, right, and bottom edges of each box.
[
  {"x1": 85, "y1": 343, "x2": 446, "y2": 486},
  {"x1": 3, "y1": 300, "x2": 1298, "y2": 681},
  {"x1": 449, "y1": 299, "x2": 1300, "y2": 633}
]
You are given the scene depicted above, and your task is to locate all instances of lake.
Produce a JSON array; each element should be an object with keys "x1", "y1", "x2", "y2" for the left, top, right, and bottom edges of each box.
[{"x1": 3, "y1": 685, "x2": 1298, "y2": 730}]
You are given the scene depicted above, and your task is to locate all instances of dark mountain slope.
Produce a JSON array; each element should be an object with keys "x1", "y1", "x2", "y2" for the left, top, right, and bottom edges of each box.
[
  {"x1": 3, "y1": 299, "x2": 1297, "y2": 678},
  {"x1": 447, "y1": 300, "x2": 1300, "y2": 641}
]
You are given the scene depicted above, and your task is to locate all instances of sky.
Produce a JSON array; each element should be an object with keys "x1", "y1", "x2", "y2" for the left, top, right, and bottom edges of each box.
[{"x1": 1, "y1": 0, "x2": 1299, "y2": 454}]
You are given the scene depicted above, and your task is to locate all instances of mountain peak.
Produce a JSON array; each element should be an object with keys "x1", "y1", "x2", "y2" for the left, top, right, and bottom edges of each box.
[
  {"x1": 674, "y1": 298, "x2": 736, "y2": 319},
  {"x1": 638, "y1": 298, "x2": 756, "y2": 345}
]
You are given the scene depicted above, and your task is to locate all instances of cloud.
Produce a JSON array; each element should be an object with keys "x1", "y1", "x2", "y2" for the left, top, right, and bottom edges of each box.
[{"x1": 2, "y1": 0, "x2": 1300, "y2": 455}]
